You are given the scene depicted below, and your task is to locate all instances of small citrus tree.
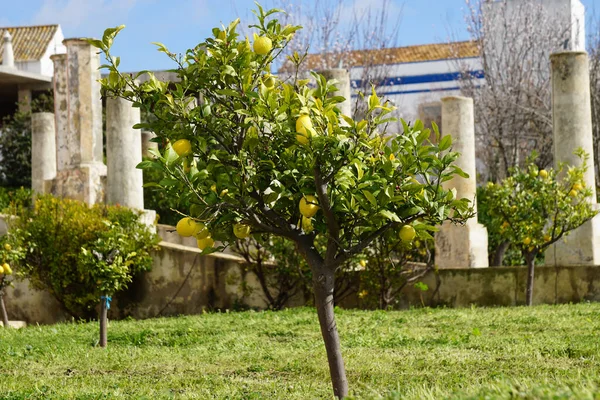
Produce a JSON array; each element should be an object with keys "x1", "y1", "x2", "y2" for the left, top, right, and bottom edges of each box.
[
  {"x1": 482, "y1": 150, "x2": 597, "y2": 306},
  {"x1": 91, "y1": 6, "x2": 473, "y2": 397}
]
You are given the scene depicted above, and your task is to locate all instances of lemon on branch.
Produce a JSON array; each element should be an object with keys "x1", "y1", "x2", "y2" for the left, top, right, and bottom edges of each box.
[
  {"x1": 176, "y1": 217, "x2": 198, "y2": 237},
  {"x1": 233, "y1": 223, "x2": 251, "y2": 239},
  {"x1": 299, "y1": 195, "x2": 319, "y2": 218},
  {"x1": 253, "y1": 36, "x2": 272, "y2": 55},
  {"x1": 172, "y1": 139, "x2": 192, "y2": 157}
]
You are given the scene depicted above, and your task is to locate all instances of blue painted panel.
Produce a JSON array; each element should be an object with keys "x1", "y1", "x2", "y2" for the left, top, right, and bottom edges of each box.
[{"x1": 351, "y1": 70, "x2": 485, "y2": 88}]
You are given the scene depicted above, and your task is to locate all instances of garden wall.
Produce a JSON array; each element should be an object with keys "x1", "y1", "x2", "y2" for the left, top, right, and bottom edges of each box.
[{"x1": 5, "y1": 224, "x2": 600, "y2": 324}]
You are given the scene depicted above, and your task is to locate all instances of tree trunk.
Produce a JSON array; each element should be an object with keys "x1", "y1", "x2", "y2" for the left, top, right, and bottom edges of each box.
[
  {"x1": 525, "y1": 253, "x2": 536, "y2": 306},
  {"x1": 0, "y1": 295, "x2": 9, "y2": 328},
  {"x1": 99, "y1": 299, "x2": 107, "y2": 347},
  {"x1": 491, "y1": 241, "x2": 510, "y2": 266},
  {"x1": 311, "y1": 262, "x2": 349, "y2": 398}
]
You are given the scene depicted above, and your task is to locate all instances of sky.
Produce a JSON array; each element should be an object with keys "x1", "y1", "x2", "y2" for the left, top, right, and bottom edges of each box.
[{"x1": 1, "y1": 0, "x2": 598, "y2": 72}]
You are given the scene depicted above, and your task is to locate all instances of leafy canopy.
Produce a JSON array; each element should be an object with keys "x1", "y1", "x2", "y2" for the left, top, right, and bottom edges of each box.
[
  {"x1": 90, "y1": 5, "x2": 472, "y2": 267},
  {"x1": 481, "y1": 149, "x2": 598, "y2": 258}
]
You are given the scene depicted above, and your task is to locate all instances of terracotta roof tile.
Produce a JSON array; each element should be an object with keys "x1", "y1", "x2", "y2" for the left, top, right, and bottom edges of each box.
[
  {"x1": 282, "y1": 40, "x2": 479, "y2": 72},
  {"x1": 0, "y1": 25, "x2": 59, "y2": 63}
]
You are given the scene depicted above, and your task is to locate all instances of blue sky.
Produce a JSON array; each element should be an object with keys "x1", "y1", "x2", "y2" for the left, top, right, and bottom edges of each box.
[{"x1": 1, "y1": 0, "x2": 598, "y2": 71}]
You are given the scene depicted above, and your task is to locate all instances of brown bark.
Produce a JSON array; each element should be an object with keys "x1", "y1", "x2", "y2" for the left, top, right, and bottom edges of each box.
[
  {"x1": 525, "y1": 252, "x2": 536, "y2": 306},
  {"x1": 308, "y1": 256, "x2": 348, "y2": 398},
  {"x1": 491, "y1": 241, "x2": 510, "y2": 266},
  {"x1": 0, "y1": 295, "x2": 9, "y2": 328},
  {"x1": 99, "y1": 299, "x2": 108, "y2": 347}
]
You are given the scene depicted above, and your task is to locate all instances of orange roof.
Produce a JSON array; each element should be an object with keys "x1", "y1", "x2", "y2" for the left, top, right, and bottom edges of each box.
[
  {"x1": 0, "y1": 25, "x2": 59, "y2": 63},
  {"x1": 285, "y1": 40, "x2": 479, "y2": 72}
]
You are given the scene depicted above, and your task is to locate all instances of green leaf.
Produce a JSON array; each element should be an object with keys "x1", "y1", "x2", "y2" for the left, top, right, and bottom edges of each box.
[
  {"x1": 379, "y1": 210, "x2": 401, "y2": 222},
  {"x1": 439, "y1": 135, "x2": 452, "y2": 151},
  {"x1": 362, "y1": 190, "x2": 378, "y2": 208}
]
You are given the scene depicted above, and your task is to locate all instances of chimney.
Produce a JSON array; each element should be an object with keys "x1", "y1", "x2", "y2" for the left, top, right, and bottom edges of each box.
[{"x1": 3, "y1": 31, "x2": 15, "y2": 68}]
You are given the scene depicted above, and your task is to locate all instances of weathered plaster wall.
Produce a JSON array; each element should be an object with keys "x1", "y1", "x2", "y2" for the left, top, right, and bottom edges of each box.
[{"x1": 4, "y1": 225, "x2": 600, "y2": 324}]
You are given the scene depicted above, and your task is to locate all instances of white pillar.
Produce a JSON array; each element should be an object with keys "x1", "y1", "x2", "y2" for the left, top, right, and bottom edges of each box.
[
  {"x1": 435, "y1": 96, "x2": 489, "y2": 268},
  {"x1": 2, "y1": 31, "x2": 14, "y2": 68},
  {"x1": 546, "y1": 51, "x2": 600, "y2": 265},
  {"x1": 50, "y1": 53, "x2": 70, "y2": 172},
  {"x1": 320, "y1": 69, "x2": 352, "y2": 117},
  {"x1": 106, "y1": 97, "x2": 144, "y2": 209},
  {"x1": 51, "y1": 39, "x2": 106, "y2": 205},
  {"x1": 64, "y1": 38, "x2": 103, "y2": 165},
  {"x1": 31, "y1": 113, "x2": 57, "y2": 195}
]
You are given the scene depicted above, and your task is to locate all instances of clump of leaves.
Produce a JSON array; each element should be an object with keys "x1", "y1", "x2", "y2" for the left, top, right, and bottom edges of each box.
[
  {"x1": 10, "y1": 195, "x2": 160, "y2": 319},
  {"x1": 482, "y1": 149, "x2": 597, "y2": 305}
]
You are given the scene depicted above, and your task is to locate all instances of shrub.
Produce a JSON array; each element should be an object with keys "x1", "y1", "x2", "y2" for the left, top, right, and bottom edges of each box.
[
  {"x1": 10, "y1": 195, "x2": 160, "y2": 319},
  {"x1": 0, "y1": 187, "x2": 32, "y2": 212}
]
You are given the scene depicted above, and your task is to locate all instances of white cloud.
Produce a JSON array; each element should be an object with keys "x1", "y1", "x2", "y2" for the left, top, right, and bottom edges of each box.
[{"x1": 31, "y1": 0, "x2": 138, "y2": 35}]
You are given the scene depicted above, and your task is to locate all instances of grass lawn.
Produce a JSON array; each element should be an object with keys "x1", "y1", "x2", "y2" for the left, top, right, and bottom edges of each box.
[{"x1": 0, "y1": 304, "x2": 599, "y2": 399}]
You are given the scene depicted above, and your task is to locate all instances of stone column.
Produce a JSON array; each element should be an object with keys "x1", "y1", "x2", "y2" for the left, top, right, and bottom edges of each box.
[
  {"x1": 51, "y1": 39, "x2": 106, "y2": 205},
  {"x1": 434, "y1": 96, "x2": 489, "y2": 268},
  {"x1": 546, "y1": 51, "x2": 600, "y2": 265},
  {"x1": 106, "y1": 97, "x2": 144, "y2": 209},
  {"x1": 320, "y1": 68, "x2": 352, "y2": 117},
  {"x1": 50, "y1": 53, "x2": 70, "y2": 172},
  {"x1": 31, "y1": 113, "x2": 57, "y2": 195},
  {"x1": 141, "y1": 131, "x2": 159, "y2": 159}
]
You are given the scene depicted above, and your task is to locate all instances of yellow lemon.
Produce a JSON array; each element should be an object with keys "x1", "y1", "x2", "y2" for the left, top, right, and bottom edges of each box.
[
  {"x1": 0, "y1": 265, "x2": 4, "y2": 274},
  {"x1": 359, "y1": 259, "x2": 367, "y2": 268},
  {"x1": 523, "y1": 237, "x2": 532, "y2": 246},
  {"x1": 263, "y1": 75, "x2": 276, "y2": 88},
  {"x1": 233, "y1": 223, "x2": 251, "y2": 239},
  {"x1": 194, "y1": 223, "x2": 210, "y2": 240},
  {"x1": 544, "y1": 234, "x2": 551, "y2": 242},
  {"x1": 301, "y1": 216, "x2": 314, "y2": 233},
  {"x1": 176, "y1": 217, "x2": 197, "y2": 237},
  {"x1": 569, "y1": 189, "x2": 578, "y2": 197},
  {"x1": 253, "y1": 36, "x2": 272, "y2": 55},
  {"x1": 296, "y1": 115, "x2": 313, "y2": 135},
  {"x1": 299, "y1": 195, "x2": 319, "y2": 218},
  {"x1": 389, "y1": 154, "x2": 395, "y2": 161},
  {"x1": 399, "y1": 225, "x2": 416, "y2": 242},
  {"x1": 172, "y1": 139, "x2": 192, "y2": 157},
  {"x1": 3, "y1": 243, "x2": 10, "y2": 251},
  {"x1": 539, "y1": 169, "x2": 548, "y2": 179},
  {"x1": 296, "y1": 134, "x2": 309, "y2": 145},
  {"x1": 210, "y1": 184, "x2": 217, "y2": 193},
  {"x1": 2, "y1": 263, "x2": 11, "y2": 275},
  {"x1": 197, "y1": 236, "x2": 215, "y2": 251},
  {"x1": 573, "y1": 182, "x2": 583, "y2": 191}
]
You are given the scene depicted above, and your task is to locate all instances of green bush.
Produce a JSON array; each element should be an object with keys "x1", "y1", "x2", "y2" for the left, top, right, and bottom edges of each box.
[
  {"x1": 0, "y1": 187, "x2": 32, "y2": 212},
  {"x1": 10, "y1": 195, "x2": 160, "y2": 319},
  {"x1": 0, "y1": 111, "x2": 32, "y2": 188}
]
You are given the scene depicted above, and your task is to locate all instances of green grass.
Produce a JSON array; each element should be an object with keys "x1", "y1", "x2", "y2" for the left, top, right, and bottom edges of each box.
[{"x1": 1, "y1": 304, "x2": 599, "y2": 399}]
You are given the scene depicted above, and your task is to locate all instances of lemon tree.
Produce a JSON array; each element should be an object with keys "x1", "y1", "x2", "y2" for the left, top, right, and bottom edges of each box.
[
  {"x1": 91, "y1": 5, "x2": 473, "y2": 397},
  {"x1": 482, "y1": 150, "x2": 597, "y2": 306},
  {"x1": 0, "y1": 235, "x2": 21, "y2": 328}
]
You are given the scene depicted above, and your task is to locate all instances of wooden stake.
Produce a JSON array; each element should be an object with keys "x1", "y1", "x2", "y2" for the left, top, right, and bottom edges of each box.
[{"x1": 99, "y1": 298, "x2": 108, "y2": 347}]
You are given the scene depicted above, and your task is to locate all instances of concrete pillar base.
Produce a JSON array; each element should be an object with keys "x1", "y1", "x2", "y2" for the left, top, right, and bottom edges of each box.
[
  {"x1": 545, "y1": 205, "x2": 600, "y2": 265},
  {"x1": 1, "y1": 321, "x2": 27, "y2": 329},
  {"x1": 139, "y1": 209, "x2": 157, "y2": 233},
  {"x1": 51, "y1": 163, "x2": 107, "y2": 206},
  {"x1": 435, "y1": 222, "x2": 489, "y2": 268}
]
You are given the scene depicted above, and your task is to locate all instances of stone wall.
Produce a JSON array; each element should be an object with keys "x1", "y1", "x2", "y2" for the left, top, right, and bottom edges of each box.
[{"x1": 5, "y1": 235, "x2": 600, "y2": 324}]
